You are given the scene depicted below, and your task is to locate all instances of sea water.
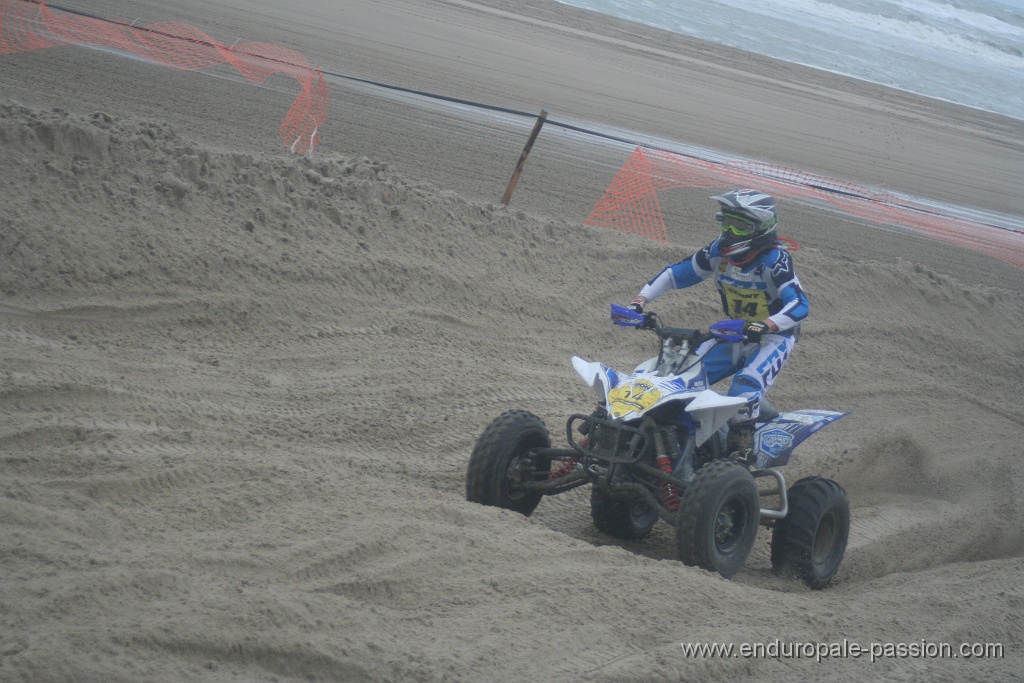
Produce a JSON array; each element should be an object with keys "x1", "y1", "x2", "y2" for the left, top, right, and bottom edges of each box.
[{"x1": 557, "y1": 0, "x2": 1024, "y2": 120}]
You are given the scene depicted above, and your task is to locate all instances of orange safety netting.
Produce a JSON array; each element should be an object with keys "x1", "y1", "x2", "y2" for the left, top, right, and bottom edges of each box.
[
  {"x1": 0, "y1": 0, "x2": 329, "y2": 155},
  {"x1": 587, "y1": 147, "x2": 1024, "y2": 270}
]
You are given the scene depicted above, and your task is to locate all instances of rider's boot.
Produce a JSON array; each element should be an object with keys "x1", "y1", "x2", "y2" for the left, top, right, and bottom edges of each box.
[{"x1": 726, "y1": 420, "x2": 756, "y2": 465}]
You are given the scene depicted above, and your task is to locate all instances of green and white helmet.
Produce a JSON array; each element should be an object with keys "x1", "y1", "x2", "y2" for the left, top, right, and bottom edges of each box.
[{"x1": 711, "y1": 189, "x2": 779, "y2": 264}]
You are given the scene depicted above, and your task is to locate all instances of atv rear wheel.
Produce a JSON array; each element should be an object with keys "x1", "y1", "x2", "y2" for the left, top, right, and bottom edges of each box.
[
  {"x1": 466, "y1": 410, "x2": 551, "y2": 516},
  {"x1": 675, "y1": 460, "x2": 760, "y2": 579},
  {"x1": 590, "y1": 488, "x2": 658, "y2": 540},
  {"x1": 770, "y1": 477, "x2": 850, "y2": 589}
]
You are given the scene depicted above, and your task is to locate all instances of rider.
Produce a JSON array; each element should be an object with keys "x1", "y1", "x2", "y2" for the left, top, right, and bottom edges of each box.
[{"x1": 628, "y1": 189, "x2": 809, "y2": 460}]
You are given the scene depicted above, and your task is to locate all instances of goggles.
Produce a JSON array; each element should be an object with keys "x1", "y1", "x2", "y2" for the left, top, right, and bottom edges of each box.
[{"x1": 717, "y1": 212, "x2": 757, "y2": 236}]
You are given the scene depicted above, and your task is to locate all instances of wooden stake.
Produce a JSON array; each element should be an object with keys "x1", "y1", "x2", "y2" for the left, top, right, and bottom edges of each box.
[{"x1": 500, "y1": 110, "x2": 548, "y2": 206}]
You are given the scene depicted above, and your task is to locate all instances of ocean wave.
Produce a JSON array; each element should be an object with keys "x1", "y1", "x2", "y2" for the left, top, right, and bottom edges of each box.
[{"x1": 559, "y1": 0, "x2": 1024, "y2": 118}]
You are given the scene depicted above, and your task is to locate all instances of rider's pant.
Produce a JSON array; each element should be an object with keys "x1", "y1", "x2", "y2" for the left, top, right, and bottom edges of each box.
[{"x1": 698, "y1": 333, "x2": 795, "y2": 422}]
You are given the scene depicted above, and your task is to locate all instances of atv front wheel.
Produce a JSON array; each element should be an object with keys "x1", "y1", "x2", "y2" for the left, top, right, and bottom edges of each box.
[
  {"x1": 675, "y1": 460, "x2": 760, "y2": 578},
  {"x1": 466, "y1": 410, "x2": 551, "y2": 516},
  {"x1": 591, "y1": 488, "x2": 658, "y2": 540},
  {"x1": 770, "y1": 477, "x2": 850, "y2": 589}
]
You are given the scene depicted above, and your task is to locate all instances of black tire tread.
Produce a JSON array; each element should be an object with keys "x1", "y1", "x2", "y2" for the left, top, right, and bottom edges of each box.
[
  {"x1": 771, "y1": 476, "x2": 850, "y2": 589},
  {"x1": 675, "y1": 459, "x2": 760, "y2": 578},
  {"x1": 590, "y1": 488, "x2": 658, "y2": 540},
  {"x1": 466, "y1": 409, "x2": 549, "y2": 516}
]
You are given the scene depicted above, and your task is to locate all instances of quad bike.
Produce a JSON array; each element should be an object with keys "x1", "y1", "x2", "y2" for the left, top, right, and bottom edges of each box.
[{"x1": 466, "y1": 304, "x2": 851, "y2": 588}]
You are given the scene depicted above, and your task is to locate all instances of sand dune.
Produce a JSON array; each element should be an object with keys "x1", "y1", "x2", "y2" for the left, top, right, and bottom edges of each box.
[{"x1": 2, "y1": 1, "x2": 1023, "y2": 681}]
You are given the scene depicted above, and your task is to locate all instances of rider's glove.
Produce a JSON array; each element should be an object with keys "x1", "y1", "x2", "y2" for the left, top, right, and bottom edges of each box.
[
  {"x1": 743, "y1": 321, "x2": 771, "y2": 343},
  {"x1": 628, "y1": 297, "x2": 647, "y2": 314}
]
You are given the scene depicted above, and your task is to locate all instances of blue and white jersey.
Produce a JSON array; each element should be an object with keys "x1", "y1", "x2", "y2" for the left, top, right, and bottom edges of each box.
[{"x1": 639, "y1": 239, "x2": 809, "y2": 334}]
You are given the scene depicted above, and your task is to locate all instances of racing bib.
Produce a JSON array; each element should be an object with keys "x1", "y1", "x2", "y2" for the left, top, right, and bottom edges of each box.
[{"x1": 722, "y1": 283, "x2": 770, "y2": 322}]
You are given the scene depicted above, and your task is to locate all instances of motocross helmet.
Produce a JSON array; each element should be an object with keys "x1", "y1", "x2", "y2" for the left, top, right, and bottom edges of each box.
[{"x1": 711, "y1": 189, "x2": 779, "y2": 265}]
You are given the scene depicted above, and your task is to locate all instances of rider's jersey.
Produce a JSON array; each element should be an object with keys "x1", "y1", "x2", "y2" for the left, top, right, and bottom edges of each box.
[{"x1": 638, "y1": 239, "x2": 809, "y2": 334}]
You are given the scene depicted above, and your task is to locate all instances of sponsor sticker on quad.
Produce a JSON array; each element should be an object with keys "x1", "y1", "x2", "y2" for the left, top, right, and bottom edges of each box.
[
  {"x1": 758, "y1": 428, "x2": 794, "y2": 459},
  {"x1": 608, "y1": 379, "x2": 661, "y2": 418}
]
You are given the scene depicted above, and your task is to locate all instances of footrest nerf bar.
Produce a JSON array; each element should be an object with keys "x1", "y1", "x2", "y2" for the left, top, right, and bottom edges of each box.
[{"x1": 752, "y1": 468, "x2": 788, "y2": 521}]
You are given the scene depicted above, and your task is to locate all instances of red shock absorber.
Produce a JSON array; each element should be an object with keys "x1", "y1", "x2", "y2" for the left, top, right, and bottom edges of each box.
[
  {"x1": 549, "y1": 454, "x2": 581, "y2": 479},
  {"x1": 655, "y1": 454, "x2": 679, "y2": 511},
  {"x1": 551, "y1": 429, "x2": 589, "y2": 480}
]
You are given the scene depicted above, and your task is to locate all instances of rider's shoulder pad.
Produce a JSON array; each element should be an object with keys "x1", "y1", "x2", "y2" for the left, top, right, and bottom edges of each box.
[{"x1": 758, "y1": 247, "x2": 796, "y2": 282}]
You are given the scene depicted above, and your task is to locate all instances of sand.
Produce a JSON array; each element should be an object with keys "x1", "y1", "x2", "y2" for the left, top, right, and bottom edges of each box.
[{"x1": 2, "y1": 0, "x2": 1023, "y2": 681}]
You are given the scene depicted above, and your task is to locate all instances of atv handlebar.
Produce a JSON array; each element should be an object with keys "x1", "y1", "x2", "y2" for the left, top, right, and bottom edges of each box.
[{"x1": 610, "y1": 303, "x2": 745, "y2": 345}]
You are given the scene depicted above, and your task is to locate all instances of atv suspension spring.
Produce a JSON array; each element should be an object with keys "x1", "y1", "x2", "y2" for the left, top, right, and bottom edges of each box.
[
  {"x1": 549, "y1": 436, "x2": 585, "y2": 480},
  {"x1": 549, "y1": 455, "x2": 581, "y2": 479},
  {"x1": 655, "y1": 454, "x2": 679, "y2": 511}
]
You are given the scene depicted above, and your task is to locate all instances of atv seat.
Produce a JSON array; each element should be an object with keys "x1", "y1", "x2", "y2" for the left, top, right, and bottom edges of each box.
[{"x1": 755, "y1": 399, "x2": 780, "y2": 422}]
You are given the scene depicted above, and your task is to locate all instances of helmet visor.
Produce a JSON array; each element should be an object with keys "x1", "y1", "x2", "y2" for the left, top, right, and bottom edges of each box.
[{"x1": 717, "y1": 211, "x2": 757, "y2": 237}]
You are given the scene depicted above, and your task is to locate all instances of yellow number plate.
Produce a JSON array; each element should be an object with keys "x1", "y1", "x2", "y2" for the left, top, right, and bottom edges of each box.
[{"x1": 607, "y1": 379, "x2": 662, "y2": 418}]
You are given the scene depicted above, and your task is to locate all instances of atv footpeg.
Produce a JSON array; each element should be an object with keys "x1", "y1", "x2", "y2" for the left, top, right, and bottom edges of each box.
[{"x1": 729, "y1": 448, "x2": 757, "y2": 468}]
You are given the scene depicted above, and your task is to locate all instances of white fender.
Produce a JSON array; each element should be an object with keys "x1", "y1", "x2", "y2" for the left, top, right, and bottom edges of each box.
[
  {"x1": 571, "y1": 356, "x2": 604, "y2": 387},
  {"x1": 572, "y1": 355, "x2": 616, "y2": 405},
  {"x1": 574, "y1": 356, "x2": 746, "y2": 445},
  {"x1": 685, "y1": 390, "x2": 749, "y2": 446}
]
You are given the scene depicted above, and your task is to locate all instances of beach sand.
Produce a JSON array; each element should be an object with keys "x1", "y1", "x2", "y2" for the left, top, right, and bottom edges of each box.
[{"x1": 2, "y1": 0, "x2": 1023, "y2": 681}]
